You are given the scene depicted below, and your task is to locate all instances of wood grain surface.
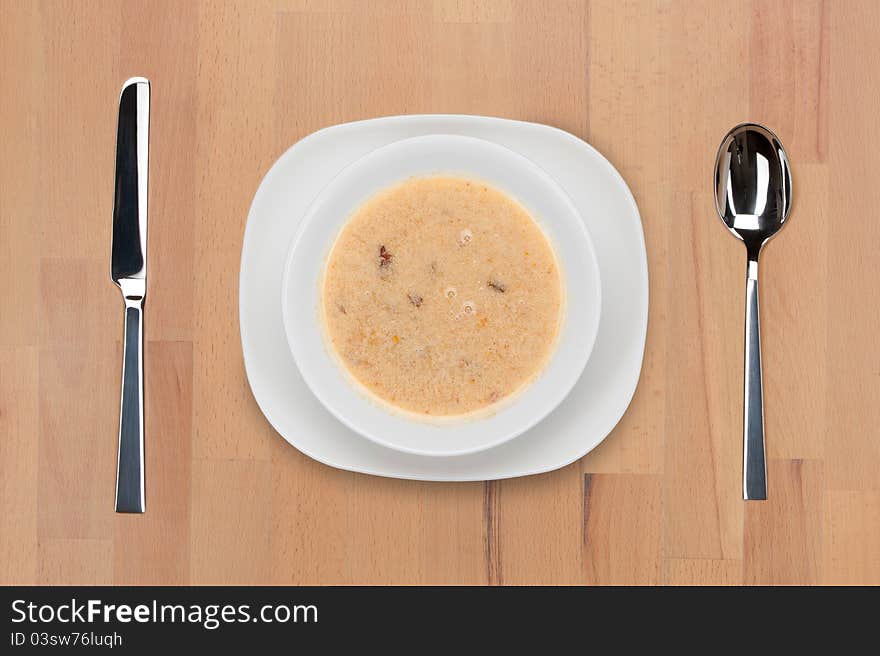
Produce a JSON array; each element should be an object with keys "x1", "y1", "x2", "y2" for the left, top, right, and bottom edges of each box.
[{"x1": 1, "y1": 0, "x2": 878, "y2": 585}]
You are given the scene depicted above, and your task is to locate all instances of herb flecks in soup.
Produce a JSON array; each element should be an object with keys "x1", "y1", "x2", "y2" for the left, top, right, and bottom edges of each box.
[{"x1": 322, "y1": 176, "x2": 563, "y2": 417}]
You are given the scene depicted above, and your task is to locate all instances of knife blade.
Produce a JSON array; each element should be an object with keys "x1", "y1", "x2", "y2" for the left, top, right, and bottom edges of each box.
[{"x1": 111, "y1": 77, "x2": 149, "y2": 513}]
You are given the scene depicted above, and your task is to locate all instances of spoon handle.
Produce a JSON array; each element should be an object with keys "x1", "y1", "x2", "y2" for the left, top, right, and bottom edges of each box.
[{"x1": 743, "y1": 258, "x2": 767, "y2": 500}]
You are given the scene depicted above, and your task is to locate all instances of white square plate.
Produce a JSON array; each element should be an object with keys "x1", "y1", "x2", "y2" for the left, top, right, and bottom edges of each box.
[{"x1": 240, "y1": 115, "x2": 648, "y2": 480}]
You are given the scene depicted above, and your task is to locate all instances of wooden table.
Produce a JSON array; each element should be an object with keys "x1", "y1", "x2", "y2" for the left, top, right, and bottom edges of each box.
[{"x1": 2, "y1": 0, "x2": 878, "y2": 586}]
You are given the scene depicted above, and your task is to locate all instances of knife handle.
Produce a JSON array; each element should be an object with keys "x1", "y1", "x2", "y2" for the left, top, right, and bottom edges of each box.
[{"x1": 116, "y1": 300, "x2": 145, "y2": 513}]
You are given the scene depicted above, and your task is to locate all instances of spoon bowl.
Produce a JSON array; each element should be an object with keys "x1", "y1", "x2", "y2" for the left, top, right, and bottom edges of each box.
[
  {"x1": 715, "y1": 123, "x2": 792, "y2": 256},
  {"x1": 714, "y1": 123, "x2": 792, "y2": 500}
]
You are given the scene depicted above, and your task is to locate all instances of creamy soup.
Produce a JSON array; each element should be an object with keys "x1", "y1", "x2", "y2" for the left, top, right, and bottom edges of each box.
[{"x1": 322, "y1": 176, "x2": 563, "y2": 417}]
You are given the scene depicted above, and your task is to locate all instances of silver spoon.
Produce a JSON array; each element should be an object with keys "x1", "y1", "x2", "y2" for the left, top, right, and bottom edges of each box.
[{"x1": 714, "y1": 123, "x2": 792, "y2": 500}]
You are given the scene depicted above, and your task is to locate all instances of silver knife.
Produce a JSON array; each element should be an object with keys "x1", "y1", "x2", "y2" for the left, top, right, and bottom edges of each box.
[{"x1": 111, "y1": 77, "x2": 150, "y2": 513}]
